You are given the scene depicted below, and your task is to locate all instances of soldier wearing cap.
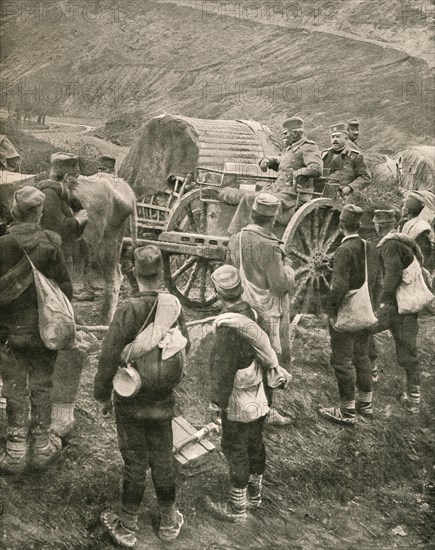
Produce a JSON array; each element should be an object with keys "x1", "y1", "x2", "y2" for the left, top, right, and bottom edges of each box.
[
  {"x1": 400, "y1": 190, "x2": 435, "y2": 274},
  {"x1": 318, "y1": 205, "x2": 381, "y2": 426},
  {"x1": 38, "y1": 152, "x2": 88, "y2": 271},
  {"x1": 226, "y1": 193, "x2": 294, "y2": 425},
  {"x1": 0, "y1": 186, "x2": 72, "y2": 474},
  {"x1": 94, "y1": 245, "x2": 189, "y2": 546},
  {"x1": 228, "y1": 117, "x2": 322, "y2": 234},
  {"x1": 374, "y1": 209, "x2": 424, "y2": 413},
  {"x1": 97, "y1": 155, "x2": 116, "y2": 174},
  {"x1": 260, "y1": 116, "x2": 322, "y2": 209},
  {"x1": 322, "y1": 123, "x2": 371, "y2": 197},
  {"x1": 207, "y1": 264, "x2": 272, "y2": 522},
  {"x1": 346, "y1": 119, "x2": 360, "y2": 150}
]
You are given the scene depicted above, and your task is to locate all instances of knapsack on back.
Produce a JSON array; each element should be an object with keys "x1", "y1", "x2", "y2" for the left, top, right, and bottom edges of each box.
[{"x1": 113, "y1": 294, "x2": 187, "y2": 398}]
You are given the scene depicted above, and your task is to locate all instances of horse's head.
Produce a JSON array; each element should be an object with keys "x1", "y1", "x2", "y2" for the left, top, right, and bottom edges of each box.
[{"x1": 371, "y1": 154, "x2": 403, "y2": 186}]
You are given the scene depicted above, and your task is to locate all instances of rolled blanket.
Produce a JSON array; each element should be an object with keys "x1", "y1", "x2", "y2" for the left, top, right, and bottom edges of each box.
[{"x1": 213, "y1": 312, "x2": 291, "y2": 389}]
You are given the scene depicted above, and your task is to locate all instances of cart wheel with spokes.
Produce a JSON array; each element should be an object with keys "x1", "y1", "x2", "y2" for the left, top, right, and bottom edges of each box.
[
  {"x1": 281, "y1": 198, "x2": 342, "y2": 315},
  {"x1": 161, "y1": 189, "x2": 223, "y2": 309}
]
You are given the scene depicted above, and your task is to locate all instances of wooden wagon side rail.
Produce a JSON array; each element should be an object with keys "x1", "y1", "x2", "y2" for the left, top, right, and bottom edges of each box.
[{"x1": 123, "y1": 231, "x2": 229, "y2": 261}]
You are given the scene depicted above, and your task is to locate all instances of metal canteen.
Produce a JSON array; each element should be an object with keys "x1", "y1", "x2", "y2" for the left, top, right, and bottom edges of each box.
[{"x1": 113, "y1": 364, "x2": 141, "y2": 397}]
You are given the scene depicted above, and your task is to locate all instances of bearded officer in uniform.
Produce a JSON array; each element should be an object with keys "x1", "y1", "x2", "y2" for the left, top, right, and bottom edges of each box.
[
  {"x1": 322, "y1": 123, "x2": 371, "y2": 199},
  {"x1": 228, "y1": 117, "x2": 323, "y2": 234}
]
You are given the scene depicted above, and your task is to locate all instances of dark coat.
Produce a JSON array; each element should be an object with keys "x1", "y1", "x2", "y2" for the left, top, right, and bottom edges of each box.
[
  {"x1": 38, "y1": 180, "x2": 85, "y2": 246},
  {"x1": 226, "y1": 224, "x2": 292, "y2": 298},
  {"x1": 209, "y1": 301, "x2": 272, "y2": 409},
  {"x1": 328, "y1": 235, "x2": 381, "y2": 317},
  {"x1": 0, "y1": 222, "x2": 73, "y2": 348},
  {"x1": 321, "y1": 147, "x2": 371, "y2": 192},
  {"x1": 94, "y1": 291, "x2": 190, "y2": 419},
  {"x1": 377, "y1": 234, "x2": 415, "y2": 305}
]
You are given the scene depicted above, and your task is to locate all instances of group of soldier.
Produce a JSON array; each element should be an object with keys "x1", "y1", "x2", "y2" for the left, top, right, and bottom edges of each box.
[{"x1": 0, "y1": 117, "x2": 434, "y2": 548}]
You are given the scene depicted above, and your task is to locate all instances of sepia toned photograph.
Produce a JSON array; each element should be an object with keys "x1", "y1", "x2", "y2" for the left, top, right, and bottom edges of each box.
[{"x1": 0, "y1": 1, "x2": 434, "y2": 548}]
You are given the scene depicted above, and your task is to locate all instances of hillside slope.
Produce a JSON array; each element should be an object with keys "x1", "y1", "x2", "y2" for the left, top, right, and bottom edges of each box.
[{"x1": 0, "y1": 0, "x2": 434, "y2": 152}]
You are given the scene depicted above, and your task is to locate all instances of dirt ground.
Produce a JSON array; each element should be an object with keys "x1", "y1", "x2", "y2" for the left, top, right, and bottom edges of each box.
[
  {"x1": 1, "y1": 274, "x2": 434, "y2": 549},
  {"x1": 1, "y1": 120, "x2": 434, "y2": 549}
]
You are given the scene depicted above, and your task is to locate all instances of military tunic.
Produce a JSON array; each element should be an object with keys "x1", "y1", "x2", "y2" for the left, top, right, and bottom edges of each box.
[
  {"x1": 321, "y1": 146, "x2": 371, "y2": 192},
  {"x1": 266, "y1": 138, "x2": 323, "y2": 209},
  {"x1": 227, "y1": 138, "x2": 322, "y2": 234}
]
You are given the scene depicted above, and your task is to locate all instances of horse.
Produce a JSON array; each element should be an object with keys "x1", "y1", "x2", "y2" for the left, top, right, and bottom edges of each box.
[{"x1": 0, "y1": 172, "x2": 137, "y2": 323}]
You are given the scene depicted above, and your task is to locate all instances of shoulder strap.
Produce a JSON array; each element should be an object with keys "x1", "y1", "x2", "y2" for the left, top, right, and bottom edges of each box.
[
  {"x1": 124, "y1": 297, "x2": 158, "y2": 364},
  {"x1": 363, "y1": 240, "x2": 369, "y2": 284}
]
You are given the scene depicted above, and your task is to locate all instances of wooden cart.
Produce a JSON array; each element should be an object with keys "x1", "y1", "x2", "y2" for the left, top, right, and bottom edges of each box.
[{"x1": 125, "y1": 163, "x2": 342, "y2": 315}]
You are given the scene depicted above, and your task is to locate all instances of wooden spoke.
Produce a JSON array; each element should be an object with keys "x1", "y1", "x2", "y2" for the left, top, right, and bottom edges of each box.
[
  {"x1": 322, "y1": 229, "x2": 341, "y2": 253},
  {"x1": 301, "y1": 278, "x2": 314, "y2": 313},
  {"x1": 320, "y1": 274, "x2": 331, "y2": 289},
  {"x1": 312, "y1": 207, "x2": 320, "y2": 244},
  {"x1": 318, "y1": 209, "x2": 334, "y2": 245},
  {"x1": 183, "y1": 261, "x2": 201, "y2": 296},
  {"x1": 296, "y1": 226, "x2": 311, "y2": 256},
  {"x1": 292, "y1": 274, "x2": 311, "y2": 305},
  {"x1": 199, "y1": 261, "x2": 208, "y2": 302},
  {"x1": 295, "y1": 265, "x2": 310, "y2": 277},
  {"x1": 287, "y1": 247, "x2": 311, "y2": 264},
  {"x1": 172, "y1": 257, "x2": 197, "y2": 280}
]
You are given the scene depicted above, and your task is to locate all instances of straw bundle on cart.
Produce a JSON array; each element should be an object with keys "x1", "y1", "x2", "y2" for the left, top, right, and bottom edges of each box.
[{"x1": 119, "y1": 114, "x2": 280, "y2": 197}]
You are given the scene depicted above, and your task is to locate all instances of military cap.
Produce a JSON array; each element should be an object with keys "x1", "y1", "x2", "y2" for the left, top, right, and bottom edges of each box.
[
  {"x1": 405, "y1": 190, "x2": 426, "y2": 207},
  {"x1": 282, "y1": 117, "x2": 304, "y2": 132},
  {"x1": 134, "y1": 245, "x2": 163, "y2": 277},
  {"x1": 50, "y1": 152, "x2": 80, "y2": 177},
  {"x1": 330, "y1": 123, "x2": 347, "y2": 135},
  {"x1": 373, "y1": 209, "x2": 396, "y2": 224},
  {"x1": 252, "y1": 193, "x2": 280, "y2": 217},
  {"x1": 11, "y1": 186, "x2": 45, "y2": 219},
  {"x1": 339, "y1": 204, "x2": 363, "y2": 223},
  {"x1": 211, "y1": 265, "x2": 243, "y2": 299},
  {"x1": 98, "y1": 155, "x2": 116, "y2": 171},
  {"x1": 346, "y1": 119, "x2": 360, "y2": 128}
]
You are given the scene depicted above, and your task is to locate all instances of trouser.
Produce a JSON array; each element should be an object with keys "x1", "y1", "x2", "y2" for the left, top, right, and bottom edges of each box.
[
  {"x1": 376, "y1": 306, "x2": 420, "y2": 388},
  {"x1": 0, "y1": 345, "x2": 57, "y2": 430},
  {"x1": 221, "y1": 412, "x2": 267, "y2": 489},
  {"x1": 390, "y1": 312, "x2": 420, "y2": 388},
  {"x1": 51, "y1": 349, "x2": 86, "y2": 404},
  {"x1": 329, "y1": 326, "x2": 372, "y2": 408},
  {"x1": 115, "y1": 410, "x2": 176, "y2": 516},
  {"x1": 368, "y1": 335, "x2": 377, "y2": 364}
]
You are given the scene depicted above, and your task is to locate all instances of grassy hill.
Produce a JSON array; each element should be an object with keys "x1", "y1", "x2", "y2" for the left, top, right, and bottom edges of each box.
[{"x1": 1, "y1": 0, "x2": 433, "y2": 152}]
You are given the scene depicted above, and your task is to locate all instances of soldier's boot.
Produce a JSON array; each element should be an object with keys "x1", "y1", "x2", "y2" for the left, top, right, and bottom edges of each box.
[
  {"x1": 205, "y1": 486, "x2": 248, "y2": 524},
  {"x1": 356, "y1": 391, "x2": 373, "y2": 417},
  {"x1": 101, "y1": 509, "x2": 137, "y2": 548},
  {"x1": 0, "y1": 427, "x2": 29, "y2": 475},
  {"x1": 51, "y1": 403, "x2": 75, "y2": 437},
  {"x1": 158, "y1": 503, "x2": 184, "y2": 542},
  {"x1": 401, "y1": 385, "x2": 421, "y2": 414},
  {"x1": 247, "y1": 474, "x2": 263, "y2": 509},
  {"x1": 371, "y1": 361, "x2": 379, "y2": 383},
  {"x1": 267, "y1": 409, "x2": 292, "y2": 426},
  {"x1": 29, "y1": 429, "x2": 62, "y2": 470}
]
